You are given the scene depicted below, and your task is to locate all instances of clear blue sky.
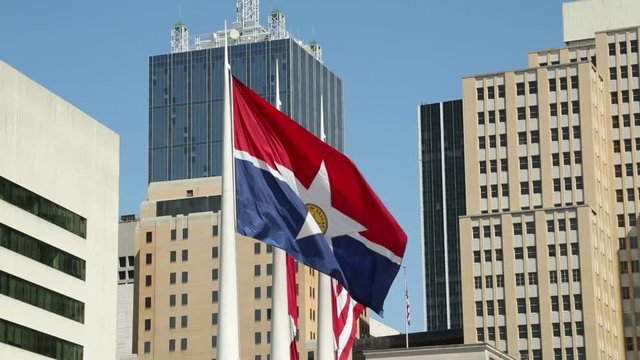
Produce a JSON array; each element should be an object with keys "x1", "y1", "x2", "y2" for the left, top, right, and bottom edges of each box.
[{"x1": 0, "y1": 1, "x2": 565, "y2": 333}]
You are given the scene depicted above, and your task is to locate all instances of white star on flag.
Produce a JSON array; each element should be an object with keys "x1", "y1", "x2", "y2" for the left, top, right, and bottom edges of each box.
[{"x1": 290, "y1": 162, "x2": 366, "y2": 245}]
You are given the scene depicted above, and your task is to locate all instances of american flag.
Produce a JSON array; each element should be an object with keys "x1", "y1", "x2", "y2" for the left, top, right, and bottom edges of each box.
[
  {"x1": 332, "y1": 278, "x2": 365, "y2": 360},
  {"x1": 287, "y1": 256, "x2": 299, "y2": 360},
  {"x1": 406, "y1": 288, "x2": 411, "y2": 326}
]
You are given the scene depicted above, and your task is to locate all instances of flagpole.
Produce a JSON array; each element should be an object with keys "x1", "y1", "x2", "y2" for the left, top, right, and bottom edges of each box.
[
  {"x1": 217, "y1": 20, "x2": 240, "y2": 360},
  {"x1": 404, "y1": 266, "x2": 409, "y2": 349},
  {"x1": 271, "y1": 59, "x2": 290, "y2": 360},
  {"x1": 317, "y1": 96, "x2": 334, "y2": 360}
]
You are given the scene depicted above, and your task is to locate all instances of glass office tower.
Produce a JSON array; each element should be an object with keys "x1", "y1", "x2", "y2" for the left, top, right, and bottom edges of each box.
[
  {"x1": 148, "y1": 38, "x2": 344, "y2": 182},
  {"x1": 418, "y1": 100, "x2": 466, "y2": 332}
]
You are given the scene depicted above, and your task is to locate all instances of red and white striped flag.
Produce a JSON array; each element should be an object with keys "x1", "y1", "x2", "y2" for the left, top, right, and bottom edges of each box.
[
  {"x1": 287, "y1": 256, "x2": 299, "y2": 360},
  {"x1": 332, "y1": 278, "x2": 365, "y2": 360}
]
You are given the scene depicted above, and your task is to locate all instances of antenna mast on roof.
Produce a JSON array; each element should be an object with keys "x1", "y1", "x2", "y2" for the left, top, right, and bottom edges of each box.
[{"x1": 236, "y1": 0, "x2": 260, "y2": 28}]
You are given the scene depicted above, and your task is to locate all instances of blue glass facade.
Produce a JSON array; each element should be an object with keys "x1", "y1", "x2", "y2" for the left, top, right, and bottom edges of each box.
[
  {"x1": 419, "y1": 100, "x2": 466, "y2": 332},
  {"x1": 149, "y1": 38, "x2": 344, "y2": 182}
]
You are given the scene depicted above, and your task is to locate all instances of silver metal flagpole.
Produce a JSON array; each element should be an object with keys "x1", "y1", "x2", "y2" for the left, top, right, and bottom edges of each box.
[
  {"x1": 404, "y1": 266, "x2": 409, "y2": 349},
  {"x1": 317, "y1": 96, "x2": 334, "y2": 360},
  {"x1": 217, "y1": 20, "x2": 240, "y2": 360},
  {"x1": 271, "y1": 59, "x2": 290, "y2": 360}
]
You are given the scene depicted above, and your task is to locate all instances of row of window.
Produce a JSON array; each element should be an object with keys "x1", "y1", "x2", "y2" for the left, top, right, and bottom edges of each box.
[
  {"x1": 620, "y1": 260, "x2": 640, "y2": 274},
  {"x1": 609, "y1": 64, "x2": 640, "y2": 80},
  {"x1": 476, "y1": 325, "x2": 507, "y2": 342},
  {"x1": 552, "y1": 177, "x2": 585, "y2": 192},
  {"x1": 479, "y1": 160, "x2": 508, "y2": 174},
  {"x1": 0, "y1": 176, "x2": 86, "y2": 238},
  {"x1": 609, "y1": 40, "x2": 639, "y2": 55},
  {"x1": 0, "y1": 223, "x2": 86, "y2": 280},
  {"x1": 472, "y1": 218, "x2": 576, "y2": 239},
  {"x1": 611, "y1": 89, "x2": 640, "y2": 104},
  {"x1": 548, "y1": 76, "x2": 579, "y2": 92},
  {"x1": 552, "y1": 152, "x2": 582, "y2": 167},
  {"x1": 615, "y1": 188, "x2": 640, "y2": 202},
  {"x1": 0, "y1": 318, "x2": 83, "y2": 360},
  {"x1": 0, "y1": 270, "x2": 85, "y2": 323},
  {"x1": 477, "y1": 110, "x2": 506, "y2": 125},
  {"x1": 476, "y1": 85, "x2": 506, "y2": 100},
  {"x1": 144, "y1": 224, "x2": 220, "y2": 244},
  {"x1": 613, "y1": 138, "x2": 640, "y2": 154},
  {"x1": 611, "y1": 113, "x2": 640, "y2": 128},
  {"x1": 617, "y1": 214, "x2": 638, "y2": 228},
  {"x1": 142, "y1": 338, "x2": 188, "y2": 353}
]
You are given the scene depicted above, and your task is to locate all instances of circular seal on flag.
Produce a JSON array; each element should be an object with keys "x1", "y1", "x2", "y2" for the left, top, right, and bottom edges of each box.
[{"x1": 305, "y1": 203, "x2": 328, "y2": 234}]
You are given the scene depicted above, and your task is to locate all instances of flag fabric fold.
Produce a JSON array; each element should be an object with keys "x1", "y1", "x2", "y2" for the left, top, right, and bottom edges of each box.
[{"x1": 233, "y1": 77, "x2": 407, "y2": 313}]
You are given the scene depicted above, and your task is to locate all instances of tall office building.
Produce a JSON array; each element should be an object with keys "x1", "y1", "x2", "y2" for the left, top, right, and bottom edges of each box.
[
  {"x1": 535, "y1": 1, "x2": 640, "y2": 357},
  {"x1": 134, "y1": 177, "x2": 346, "y2": 359},
  {"x1": 0, "y1": 60, "x2": 119, "y2": 359},
  {"x1": 460, "y1": 59, "x2": 622, "y2": 359},
  {"x1": 418, "y1": 100, "x2": 466, "y2": 332},
  {"x1": 148, "y1": 3, "x2": 344, "y2": 182}
]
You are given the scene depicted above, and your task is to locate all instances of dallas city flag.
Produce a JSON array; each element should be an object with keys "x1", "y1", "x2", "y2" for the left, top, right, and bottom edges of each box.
[{"x1": 233, "y1": 77, "x2": 407, "y2": 313}]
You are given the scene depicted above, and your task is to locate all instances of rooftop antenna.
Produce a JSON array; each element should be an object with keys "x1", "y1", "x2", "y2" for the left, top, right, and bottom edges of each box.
[
  {"x1": 236, "y1": 0, "x2": 260, "y2": 28},
  {"x1": 268, "y1": 8, "x2": 287, "y2": 40},
  {"x1": 170, "y1": 20, "x2": 189, "y2": 53}
]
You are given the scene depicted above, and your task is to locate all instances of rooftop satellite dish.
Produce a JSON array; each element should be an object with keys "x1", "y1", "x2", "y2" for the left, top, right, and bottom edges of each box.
[{"x1": 229, "y1": 29, "x2": 240, "y2": 40}]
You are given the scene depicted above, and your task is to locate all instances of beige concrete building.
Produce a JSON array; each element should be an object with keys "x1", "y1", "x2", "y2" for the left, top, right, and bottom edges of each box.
[
  {"x1": 134, "y1": 177, "x2": 368, "y2": 360},
  {"x1": 361, "y1": 344, "x2": 514, "y2": 360},
  {"x1": 460, "y1": 59, "x2": 623, "y2": 359},
  {"x1": 0, "y1": 60, "x2": 119, "y2": 359}
]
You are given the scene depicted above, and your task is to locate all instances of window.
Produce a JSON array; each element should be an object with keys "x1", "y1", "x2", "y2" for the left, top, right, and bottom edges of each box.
[
  {"x1": 181, "y1": 272, "x2": 188, "y2": 283},
  {"x1": 550, "y1": 103, "x2": 558, "y2": 117},
  {"x1": 550, "y1": 271, "x2": 558, "y2": 283},
  {"x1": 517, "y1": 82, "x2": 525, "y2": 95},
  {"x1": 570, "y1": 75, "x2": 578, "y2": 89},
  {"x1": 254, "y1": 242, "x2": 261, "y2": 254},
  {"x1": 495, "y1": 249, "x2": 503, "y2": 261},
  {"x1": 496, "y1": 275, "x2": 504, "y2": 287},
  {"x1": 474, "y1": 276, "x2": 482, "y2": 289},
  {"x1": 212, "y1": 246, "x2": 219, "y2": 258},
  {"x1": 145, "y1": 297, "x2": 152, "y2": 309},
  {"x1": 514, "y1": 223, "x2": 522, "y2": 235},
  {"x1": 486, "y1": 300, "x2": 494, "y2": 316},
  {"x1": 515, "y1": 273, "x2": 525, "y2": 286},
  {"x1": 169, "y1": 339, "x2": 175, "y2": 351},
  {"x1": 552, "y1": 153, "x2": 559, "y2": 166},
  {"x1": 620, "y1": 41, "x2": 627, "y2": 54},
  {"x1": 571, "y1": 101, "x2": 580, "y2": 113},
  {"x1": 170, "y1": 272, "x2": 176, "y2": 284},
  {"x1": 574, "y1": 295, "x2": 582, "y2": 310},
  {"x1": 530, "y1": 106, "x2": 538, "y2": 119},
  {"x1": 487, "y1": 87, "x2": 495, "y2": 99},
  {"x1": 520, "y1": 181, "x2": 529, "y2": 195},
  {"x1": 170, "y1": 251, "x2": 176, "y2": 263},
  {"x1": 144, "y1": 341, "x2": 151, "y2": 354},
  {"x1": 488, "y1": 112, "x2": 496, "y2": 124},
  {"x1": 480, "y1": 162, "x2": 487, "y2": 174},
  {"x1": 473, "y1": 251, "x2": 481, "y2": 263},
  {"x1": 145, "y1": 275, "x2": 152, "y2": 287},
  {"x1": 255, "y1": 287, "x2": 262, "y2": 298},
  {"x1": 182, "y1": 228, "x2": 188, "y2": 239},
  {"x1": 571, "y1": 243, "x2": 579, "y2": 255},
  {"x1": 146, "y1": 232, "x2": 153, "y2": 243},
  {"x1": 517, "y1": 298, "x2": 526, "y2": 313},
  {"x1": 526, "y1": 221, "x2": 535, "y2": 234},
  {"x1": 255, "y1": 332, "x2": 262, "y2": 344},
  {"x1": 551, "y1": 296, "x2": 559, "y2": 311},
  {"x1": 499, "y1": 109, "x2": 506, "y2": 122},
  {"x1": 145, "y1": 254, "x2": 153, "y2": 265},
  {"x1": 0, "y1": 177, "x2": 87, "y2": 238},
  {"x1": 518, "y1": 132, "x2": 527, "y2": 145},
  {"x1": 485, "y1": 275, "x2": 493, "y2": 288},
  {"x1": 181, "y1": 293, "x2": 188, "y2": 305},
  {"x1": 609, "y1": 42, "x2": 616, "y2": 55},
  {"x1": 549, "y1": 79, "x2": 556, "y2": 92},
  {"x1": 478, "y1": 112, "x2": 485, "y2": 125},
  {"x1": 498, "y1": 85, "x2": 505, "y2": 98},
  {"x1": 477, "y1": 328, "x2": 484, "y2": 342},
  {"x1": 255, "y1": 264, "x2": 261, "y2": 276},
  {"x1": 562, "y1": 295, "x2": 571, "y2": 310},
  {"x1": 145, "y1": 319, "x2": 151, "y2": 331},
  {"x1": 564, "y1": 322, "x2": 572, "y2": 337},
  {"x1": 517, "y1": 107, "x2": 526, "y2": 120},
  {"x1": 477, "y1": 88, "x2": 484, "y2": 100},
  {"x1": 532, "y1": 180, "x2": 542, "y2": 194},
  {"x1": 181, "y1": 249, "x2": 188, "y2": 262},
  {"x1": 561, "y1": 270, "x2": 569, "y2": 283},
  {"x1": 518, "y1": 325, "x2": 527, "y2": 338},
  {"x1": 610, "y1": 67, "x2": 617, "y2": 79},
  {"x1": 498, "y1": 300, "x2": 505, "y2": 315},
  {"x1": 180, "y1": 338, "x2": 187, "y2": 351},
  {"x1": 515, "y1": 247, "x2": 523, "y2": 259},
  {"x1": 553, "y1": 323, "x2": 561, "y2": 337},
  {"x1": 212, "y1": 268, "x2": 218, "y2": 280},
  {"x1": 560, "y1": 77, "x2": 567, "y2": 90},
  {"x1": 528, "y1": 273, "x2": 538, "y2": 285},
  {"x1": 530, "y1": 297, "x2": 539, "y2": 313},
  {"x1": 181, "y1": 315, "x2": 188, "y2": 328},
  {"x1": 169, "y1": 294, "x2": 176, "y2": 307},
  {"x1": 171, "y1": 229, "x2": 176, "y2": 240},
  {"x1": 528, "y1": 81, "x2": 537, "y2": 94},
  {"x1": 212, "y1": 225, "x2": 219, "y2": 236},
  {"x1": 255, "y1": 309, "x2": 262, "y2": 321},
  {"x1": 531, "y1": 324, "x2": 541, "y2": 338},
  {"x1": 212, "y1": 313, "x2": 218, "y2": 325},
  {"x1": 169, "y1": 317, "x2": 176, "y2": 329},
  {"x1": 527, "y1": 246, "x2": 537, "y2": 258},
  {"x1": 212, "y1": 291, "x2": 219, "y2": 303}
]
